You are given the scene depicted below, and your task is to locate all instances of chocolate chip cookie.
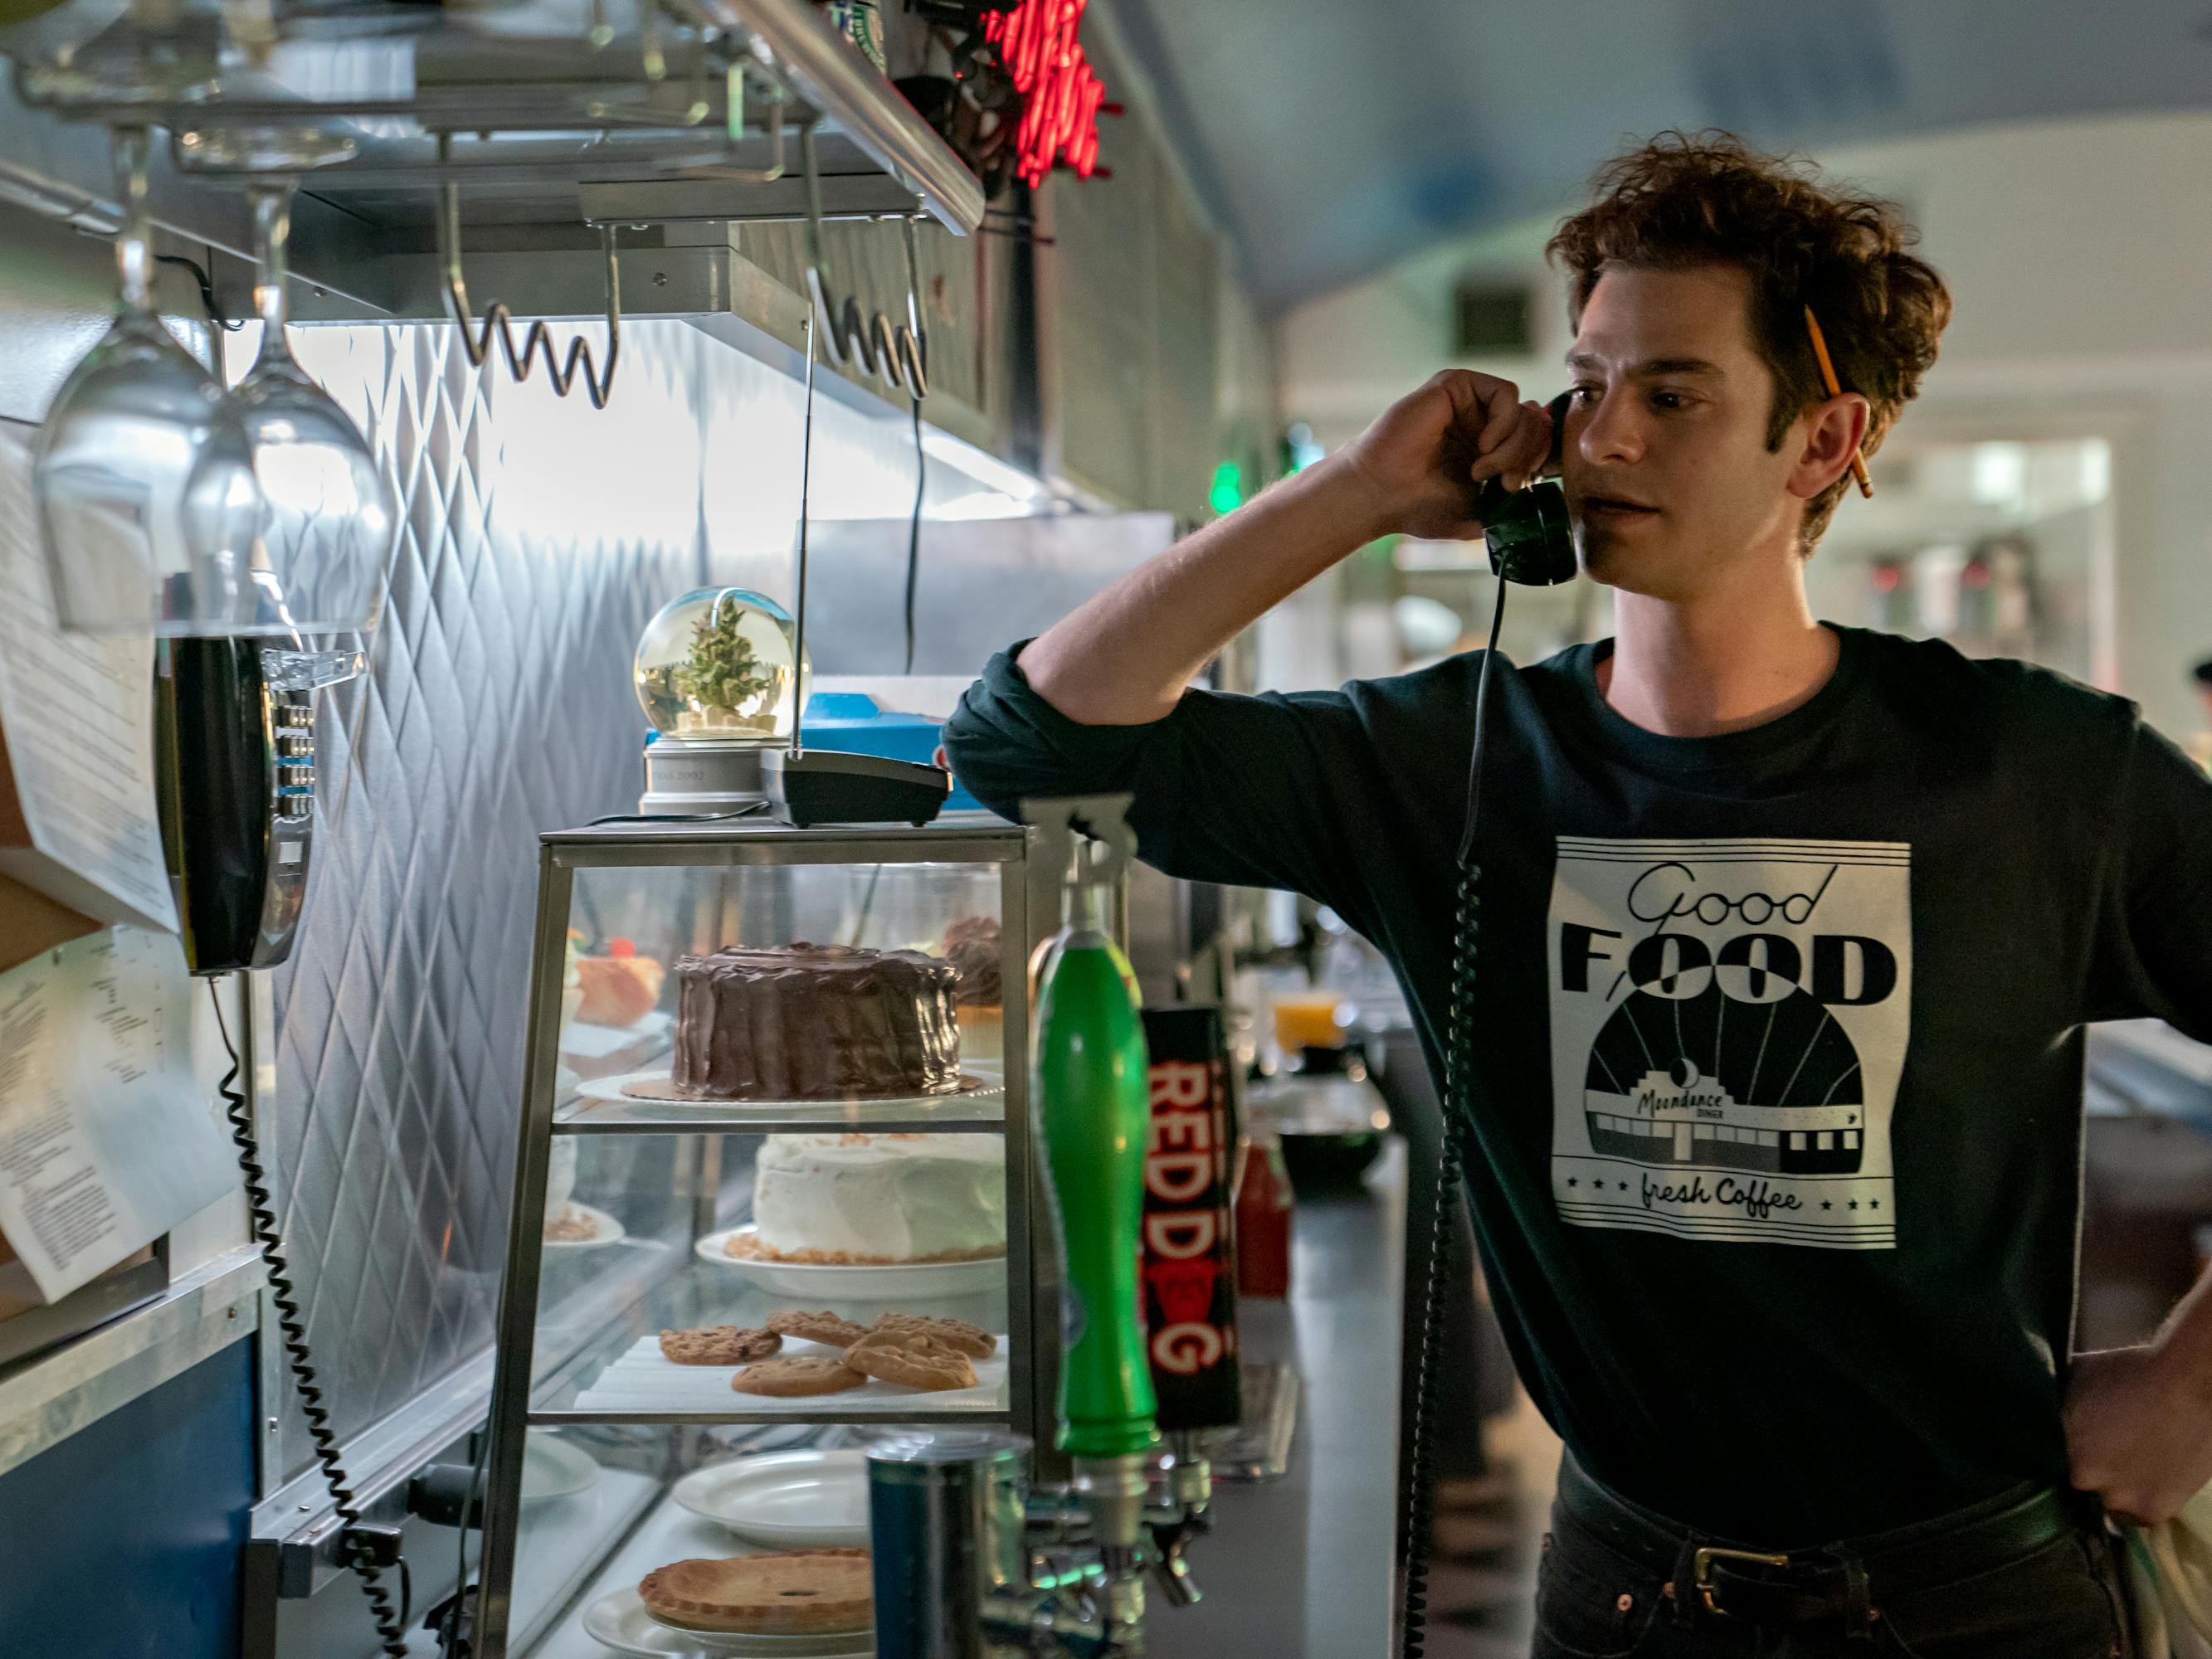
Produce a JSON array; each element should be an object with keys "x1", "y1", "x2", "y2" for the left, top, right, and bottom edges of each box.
[
  {"x1": 870, "y1": 1312, "x2": 996, "y2": 1358},
  {"x1": 763, "y1": 1309, "x2": 873, "y2": 1348},
  {"x1": 730, "y1": 1356, "x2": 868, "y2": 1398},
  {"x1": 658, "y1": 1326, "x2": 782, "y2": 1365},
  {"x1": 843, "y1": 1329, "x2": 979, "y2": 1391}
]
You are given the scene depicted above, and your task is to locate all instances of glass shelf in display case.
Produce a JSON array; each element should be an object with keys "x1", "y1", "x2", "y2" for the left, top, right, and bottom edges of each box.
[
  {"x1": 471, "y1": 819, "x2": 1071, "y2": 1659},
  {"x1": 483, "y1": 1420, "x2": 899, "y2": 1658}
]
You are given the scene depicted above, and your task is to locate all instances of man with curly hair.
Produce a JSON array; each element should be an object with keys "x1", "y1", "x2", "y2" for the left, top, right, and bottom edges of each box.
[{"x1": 947, "y1": 133, "x2": 2202, "y2": 1655}]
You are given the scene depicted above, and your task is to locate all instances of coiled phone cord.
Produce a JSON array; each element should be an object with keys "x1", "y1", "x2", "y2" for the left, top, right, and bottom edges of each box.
[
  {"x1": 212, "y1": 986, "x2": 412, "y2": 1657},
  {"x1": 1401, "y1": 573, "x2": 1511, "y2": 1657}
]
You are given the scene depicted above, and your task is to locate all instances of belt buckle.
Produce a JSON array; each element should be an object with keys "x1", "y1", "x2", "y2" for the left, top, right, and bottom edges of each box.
[{"x1": 1691, "y1": 1545, "x2": 1795, "y2": 1618}]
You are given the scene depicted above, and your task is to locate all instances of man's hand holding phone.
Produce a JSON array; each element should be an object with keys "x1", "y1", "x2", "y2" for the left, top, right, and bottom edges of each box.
[{"x1": 1328, "y1": 369, "x2": 1557, "y2": 542}]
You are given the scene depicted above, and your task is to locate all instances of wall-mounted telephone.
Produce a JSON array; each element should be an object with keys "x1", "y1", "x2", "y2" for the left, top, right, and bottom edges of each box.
[
  {"x1": 153, "y1": 638, "x2": 318, "y2": 975},
  {"x1": 157, "y1": 636, "x2": 415, "y2": 1652}
]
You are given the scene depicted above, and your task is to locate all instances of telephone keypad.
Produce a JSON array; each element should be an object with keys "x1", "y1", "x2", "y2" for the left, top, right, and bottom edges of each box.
[{"x1": 273, "y1": 697, "x2": 316, "y2": 820}]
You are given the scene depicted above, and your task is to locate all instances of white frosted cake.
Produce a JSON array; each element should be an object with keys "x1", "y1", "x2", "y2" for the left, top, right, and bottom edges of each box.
[{"x1": 734, "y1": 1133, "x2": 1006, "y2": 1265}]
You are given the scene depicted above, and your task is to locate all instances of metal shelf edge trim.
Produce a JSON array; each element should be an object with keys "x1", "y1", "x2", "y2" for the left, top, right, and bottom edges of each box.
[
  {"x1": 553, "y1": 1112, "x2": 1007, "y2": 1135},
  {"x1": 0, "y1": 1245, "x2": 266, "y2": 1481},
  {"x1": 704, "y1": 0, "x2": 986, "y2": 233},
  {"x1": 524, "y1": 1407, "x2": 1015, "y2": 1426}
]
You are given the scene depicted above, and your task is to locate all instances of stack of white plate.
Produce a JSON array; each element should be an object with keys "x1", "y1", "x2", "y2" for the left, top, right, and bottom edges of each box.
[
  {"x1": 581, "y1": 1588, "x2": 870, "y2": 1657},
  {"x1": 521, "y1": 1432, "x2": 599, "y2": 1503},
  {"x1": 580, "y1": 1452, "x2": 874, "y2": 1657},
  {"x1": 669, "y1": 1451, "x2": 870, "y2": 1548}
]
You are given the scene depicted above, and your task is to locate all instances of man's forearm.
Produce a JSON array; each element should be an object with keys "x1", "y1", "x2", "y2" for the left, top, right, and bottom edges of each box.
[
  {"x1": 1016, "y1": 367, "x2": 1556, "y2": 726},
  {"x1": 1016, "y1": 457, "x2": 1389, "y2": 726}
]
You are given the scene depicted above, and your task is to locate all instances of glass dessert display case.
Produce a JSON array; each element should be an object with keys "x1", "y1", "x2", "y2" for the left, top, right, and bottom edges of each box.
[{"x1": 470, "y1": 818, "x2": 1055, "y2": 1658}]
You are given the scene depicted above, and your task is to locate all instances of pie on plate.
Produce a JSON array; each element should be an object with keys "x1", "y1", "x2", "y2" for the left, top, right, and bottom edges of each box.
[{"x1": 637, "y1": 1548, "x2": 872, "y2": 1635}]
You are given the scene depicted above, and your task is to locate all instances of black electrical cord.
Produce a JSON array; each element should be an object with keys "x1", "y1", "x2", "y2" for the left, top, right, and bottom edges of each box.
[
  {"x1": 899, "y1": 212, "x2": 928, "y2": 677},
  {"x1": 587, "y1": 802, "x2": 770, "y2": 826},
  {"x1": 435, "y1": 1422, "x2": 492, "y2": 1659},
  {"x1": 975, "y1": 221, "x2": 1059, "y2": 245},
  {"x1": 212, "y1": 985, "x2": 412, "y2": 1658},
  {"x1": 846, "y1": 862, "x2": 886, "y2": 947},
  {"x1": 1401, "y1": 574, "x2": 1511, "y2": 1657},
  {"x1": 1455, "y1": 577, "x2": 1511, "y2": 869},
  {"x1": 154, "y1": 253, "x2": 243, "y2": 333},
  {"x1": 904, "y1": 389, "x2": 925, "y2": 674}
]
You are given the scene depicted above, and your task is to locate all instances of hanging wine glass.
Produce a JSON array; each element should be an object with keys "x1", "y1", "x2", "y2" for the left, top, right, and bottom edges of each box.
[
  {"x1": 32, "y1": 127, "x2": 268, "y2": 635},
  {"x1": 228, "y1": 175, "x2": 394, "y2": 637},
  {"x1": 8, "y1": 7, "x2": 222, "y2": 105}
]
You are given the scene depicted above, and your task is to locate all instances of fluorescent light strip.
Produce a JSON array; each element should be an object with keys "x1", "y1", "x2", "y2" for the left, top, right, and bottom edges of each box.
[{"x1": 918, "y1": 427, "x2": 1049, "y2": 504}]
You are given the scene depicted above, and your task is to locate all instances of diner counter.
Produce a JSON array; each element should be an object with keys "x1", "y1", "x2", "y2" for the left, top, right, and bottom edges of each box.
[{"x1": 1151, "y1": 1136, "x2": 1407, "y2": 1659}]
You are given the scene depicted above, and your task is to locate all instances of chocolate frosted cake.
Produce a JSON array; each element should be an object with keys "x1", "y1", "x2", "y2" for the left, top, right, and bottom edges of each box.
[
  {"x1": 941, "y1": 916, "x2": 1003, "y2": 1063},
  {"x1": 942, "y1": 916, "x2": 1001, "y2": 1007},
  {"x1": 670, "y1": 942, "x2": 962, "y2": 1101}
]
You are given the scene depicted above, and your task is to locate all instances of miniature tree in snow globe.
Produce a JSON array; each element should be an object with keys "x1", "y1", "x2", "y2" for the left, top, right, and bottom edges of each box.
[{"x1": 634, "y1": 587, "x2": 806, "y2": 744}]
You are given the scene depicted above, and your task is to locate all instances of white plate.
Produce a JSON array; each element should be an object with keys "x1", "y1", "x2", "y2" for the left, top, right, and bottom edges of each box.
[
  {"x1": 543, "y1": 1202, "x2": 627, "y2": 1250},
  {"x1": 671, "y1": 1452, "x2": 870, "y2": 1548},
  {"x1": 694, "y1": 1228, "x2": 1003, "y2": 1301},
  {"x1": 571, "y1": 1330, "x2": 1007, "y2": 1416},
  {"x1": 577, "y1": 1070, "x2": 1001, "y2": 1117},
  {"x1": 521, "y1": 1431, "x2": 600, "y2": 1504},
  {"x1": 561, "y1": 1009, "x2": 675, "y2": 1063},
  {"x1": 582, "y1": 1588, "x2": 870, "y2": 1657}
]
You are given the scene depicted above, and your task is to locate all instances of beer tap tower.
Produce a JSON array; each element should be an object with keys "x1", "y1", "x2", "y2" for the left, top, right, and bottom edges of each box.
[{"x1": 865, "y1": 795, "x2": 1216, "y2": 1657}]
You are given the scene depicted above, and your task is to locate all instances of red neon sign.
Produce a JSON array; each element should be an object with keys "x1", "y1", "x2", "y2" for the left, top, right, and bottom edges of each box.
[{"x1": 983, "y1": 0, "x2": 1108, "y2": 185}]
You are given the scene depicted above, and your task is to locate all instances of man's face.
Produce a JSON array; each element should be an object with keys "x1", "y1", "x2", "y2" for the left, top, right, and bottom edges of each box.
[{"x1": 1562, "y1": 264, "x2": 1808, "y2": 598}]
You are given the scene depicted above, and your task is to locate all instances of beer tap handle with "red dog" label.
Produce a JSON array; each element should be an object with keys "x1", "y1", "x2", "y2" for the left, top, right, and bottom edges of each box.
[{"x1": 1138, "y1": 1005, "x2": 1244, "y2": 1432}]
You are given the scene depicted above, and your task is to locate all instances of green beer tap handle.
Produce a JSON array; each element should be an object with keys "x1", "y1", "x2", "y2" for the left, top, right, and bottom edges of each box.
[{"x1": 1035, "y1": 927, "x2": 1159, "y2": 1462}]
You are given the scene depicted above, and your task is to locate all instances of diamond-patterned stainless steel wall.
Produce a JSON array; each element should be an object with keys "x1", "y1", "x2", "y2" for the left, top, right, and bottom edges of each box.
[{"x1": 266, "y1": 318, "x2": 947, "y2": 1475}]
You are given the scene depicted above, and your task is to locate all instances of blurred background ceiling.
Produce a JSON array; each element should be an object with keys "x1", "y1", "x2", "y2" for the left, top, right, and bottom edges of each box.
[{"x1": 1105, "y1": 0, "x2": 2212, "y2": 309}]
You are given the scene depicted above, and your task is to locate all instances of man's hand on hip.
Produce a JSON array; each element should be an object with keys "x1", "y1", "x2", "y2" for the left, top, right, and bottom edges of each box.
[{"x1": 2064, "y1": 1342, "x2": 2212, "y2": 1522}]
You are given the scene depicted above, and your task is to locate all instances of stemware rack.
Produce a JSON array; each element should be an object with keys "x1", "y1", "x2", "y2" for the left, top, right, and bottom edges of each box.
[{"x1": 0, "y1": 0, "x2": 986, "y2": 397}]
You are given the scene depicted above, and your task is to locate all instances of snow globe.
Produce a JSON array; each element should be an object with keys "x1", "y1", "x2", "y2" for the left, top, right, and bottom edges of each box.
[{"x1": 632, "y1": 587, "x2": 808, "y2": 813}]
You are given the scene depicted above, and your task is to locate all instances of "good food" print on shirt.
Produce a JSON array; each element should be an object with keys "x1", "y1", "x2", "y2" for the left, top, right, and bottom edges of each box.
[{"x1": 1546, "y1": 837, "x2": 1912, "y2": 1249}]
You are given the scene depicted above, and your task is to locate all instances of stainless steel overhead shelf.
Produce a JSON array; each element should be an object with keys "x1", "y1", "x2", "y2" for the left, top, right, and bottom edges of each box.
[{"x1": 0, "y1": 0, "x2": 987, "y2": 314}]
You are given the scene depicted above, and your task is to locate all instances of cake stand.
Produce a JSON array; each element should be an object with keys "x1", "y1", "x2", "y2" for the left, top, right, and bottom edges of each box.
[{"x1": 694, "y1": 1228, "x2": 1005, "y2": 1301}]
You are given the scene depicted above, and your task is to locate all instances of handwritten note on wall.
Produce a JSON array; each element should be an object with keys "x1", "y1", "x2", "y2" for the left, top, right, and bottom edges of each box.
[{"x1": 0, "y1": 426, "x2": 176, "y2": 933}]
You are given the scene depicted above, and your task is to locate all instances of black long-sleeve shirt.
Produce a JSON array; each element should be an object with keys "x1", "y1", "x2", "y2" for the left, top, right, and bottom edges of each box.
[{"x1": 945, "y1": 625, "x2": 2212, "y2": 1542}]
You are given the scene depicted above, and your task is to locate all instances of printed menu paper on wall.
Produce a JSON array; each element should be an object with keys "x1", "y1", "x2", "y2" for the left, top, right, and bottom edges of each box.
[
  {"x1": 0, "y1": 928, "x2": 235, "y2": 1302},
  {"x1": 1547, "y1": 837, "x2": 1912, "y2": 1250},
  {"x1": 0, "y1": 426, "x2": 177, "y2": 934}
]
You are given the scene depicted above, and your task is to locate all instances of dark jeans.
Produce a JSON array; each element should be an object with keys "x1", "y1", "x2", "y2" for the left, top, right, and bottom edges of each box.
[{"x1": 1533, "y1": 1461, "x2": 2134, "y2": 1659}]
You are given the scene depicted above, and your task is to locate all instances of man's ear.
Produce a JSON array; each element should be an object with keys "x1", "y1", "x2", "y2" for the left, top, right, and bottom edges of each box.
[{"x1": 1788, "y1": 393, "x2": 1871, "y2": 502}]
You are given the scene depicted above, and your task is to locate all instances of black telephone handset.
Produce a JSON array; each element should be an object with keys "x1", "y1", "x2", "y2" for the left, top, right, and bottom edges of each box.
[
  {"x1": 155, "y1": 637, "x2": 316, "y2": 976},
  {"x1": 1401, "y1": 389, "x2": 1575, "y2": 1654},
  {"x1": 1470, "y1": 389, "x2": 1577, "y2": 587}
]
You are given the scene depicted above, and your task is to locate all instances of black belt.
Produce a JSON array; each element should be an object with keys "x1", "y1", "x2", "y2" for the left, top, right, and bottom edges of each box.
[{"x1": 1556, "y1": 1452, "x2": 2094, "y2": 1632}]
